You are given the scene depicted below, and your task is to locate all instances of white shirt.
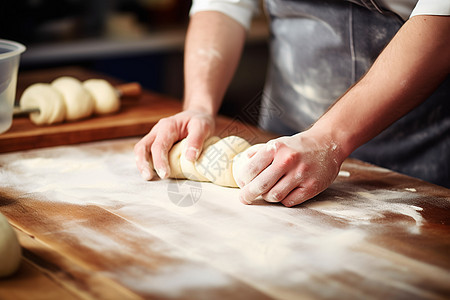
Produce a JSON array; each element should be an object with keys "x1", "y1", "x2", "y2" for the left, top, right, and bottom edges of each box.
[{"x1": 190, "y1": 0, "x2": 450, "y2": 30}]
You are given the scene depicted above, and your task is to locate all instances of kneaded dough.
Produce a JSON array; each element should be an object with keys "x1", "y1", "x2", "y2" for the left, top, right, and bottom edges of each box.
[
  {"x1": 52, "y1": 76, "x2": 94, "y2": 121},
  {"x1": 232, "y1": 143, "x2": 265, "y2": 188},
  {"x1": 168, "y1": 139, "x2": 188, "y2": 179},
  {"x1": 180, "y1": 136, "x2": 220, "y2": 182},
  {"x1": 83, "y1": 79, "x2": 120, "y2": 115},
  {"x1": 167, "y1": 136, "x2": 251, "y2": 187},
  {"x1": 168, "y1": 136, "x2": 220, "y2": 181},
  {"x1": 0, "y1": 212, "x2": 21, "y2": 277},
  {"x1": 20, "y1": 83, "x2": 66, "y2": 125},
  {"x1": 196, "y1": 136, "x2": 251, "y2": 187}
]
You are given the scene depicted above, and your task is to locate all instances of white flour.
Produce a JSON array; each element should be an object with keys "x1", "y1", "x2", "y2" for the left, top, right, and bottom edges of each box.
[{"x1": 0, "y1": 138, "x2": 447, "y2": 299}]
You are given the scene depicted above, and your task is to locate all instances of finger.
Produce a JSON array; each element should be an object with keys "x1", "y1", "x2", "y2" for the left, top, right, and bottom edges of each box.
[
  {"x1": 280, "y1": 180, "x2": 321, "y2": 207},
  {"x1": 151, "y1": 119, "x2": 180, "y2": 179},
  {"x1": 184, "y1": 118, "x2": 212, "y2": 161},
  {"x1": 134, "y1": 131, "x2": 157, "y2": 181},
  {"x1": 245, "y1": 143, "x2": 264, "y2": 159},
  {"x1": 239, "y1": 163, "x2": 285, "y2": 205},
  {"x1": 238, "y1": 143, "x2": 277, "y2": 187},
  {"x1": 261, "y1": 173, "x2": 300, "y2": 203}
]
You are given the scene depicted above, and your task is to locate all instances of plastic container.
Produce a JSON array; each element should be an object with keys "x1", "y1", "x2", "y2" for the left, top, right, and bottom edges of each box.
[{"x1": 0, "y1": 39, "x2": 26, "y2": 134}]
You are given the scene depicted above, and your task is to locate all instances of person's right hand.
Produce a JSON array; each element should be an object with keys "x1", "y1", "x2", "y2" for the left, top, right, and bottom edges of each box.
[{"x1": 134, "y1": 109, "x2": 215, "y2": 181}]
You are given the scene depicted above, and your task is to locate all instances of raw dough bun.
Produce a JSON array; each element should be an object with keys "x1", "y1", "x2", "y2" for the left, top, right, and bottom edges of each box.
[
  {"x1": 196, "y1": 136, "x2": 251, "y2": 187},
  {"x1": 52, "y1": 76, "x2": 94, "y2": 121},
  {"x1": 20, "y1": 83, "x2": 66, "y2": 125},
  {"x1": 232, "y1": 143, "x2": 265, "y2": 188},
  {"x1": 180, "y1": 136, "x2": 220, "y2": 182},
  {"x1": 0, "y1": 212, "x2": 21, "y2": 277},
  {"x1": 168, "y1": 136, "x2": 220, "y2": 181},
  {"x1": 83, "y1": 79, "x2": 120, "y2": 115},
  {"x1": 168, "y1": 139, "x2": 188, "y2": 179},
  {"x1": 167, "y1": 136, "x2": 251, "y2": 187}
]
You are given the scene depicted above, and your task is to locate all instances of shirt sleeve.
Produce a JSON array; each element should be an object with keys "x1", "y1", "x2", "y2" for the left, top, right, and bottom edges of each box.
[
  {"x1": 410, "y1": 0, "x2": 450, "y2": 18},
  {"x1": 190, "y1": 0, "x2": 259, "y2": 30}
]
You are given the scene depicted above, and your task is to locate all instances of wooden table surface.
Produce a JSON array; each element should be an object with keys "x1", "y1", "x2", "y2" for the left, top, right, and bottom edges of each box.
[{"x1": 0, "y1": 68, "x2": 449, "y2": 300}]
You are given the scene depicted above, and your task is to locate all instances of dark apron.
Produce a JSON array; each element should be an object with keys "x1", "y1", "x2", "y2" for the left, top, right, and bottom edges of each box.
[{"x1": 260, "y1": 0, "x2": 450, "y2": 187}]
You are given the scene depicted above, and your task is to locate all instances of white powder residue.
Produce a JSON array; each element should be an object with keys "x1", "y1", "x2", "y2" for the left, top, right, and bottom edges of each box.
[
  {"x1": 338, "y1": 170, "x2": 351, "y2": 177},
  {"x1": 405, "y1": 188, "x2": 417, "y2": 192},
  {"x1": 307, "y1": 186, "x2": 424, "y2": 232},
  {"x1": 0, "y1": 138, "x2": 446, "y2": 299},
  {"x1": 118, "y1": 264, "x2": 232, "y2": 298},
  {"x1": 197, "y1": 48, "x2": 223, "y2": 64}
]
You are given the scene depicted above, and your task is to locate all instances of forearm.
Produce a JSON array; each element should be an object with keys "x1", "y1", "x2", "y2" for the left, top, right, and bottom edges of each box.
[
  {"x1": 183, "y1": 11, "x2": 247, "y2": 115},
  {"x1": 312, "y1": 15, "x2": 450, "y2": 159}
]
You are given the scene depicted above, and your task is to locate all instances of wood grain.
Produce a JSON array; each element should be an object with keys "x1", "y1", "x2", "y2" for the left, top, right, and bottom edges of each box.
[
  {"x1": 1, "y1": 67, "x2": 448, "y2": 300},
  {"x1": 0, "y1": 138, "x2": 449, "y2": 299}
]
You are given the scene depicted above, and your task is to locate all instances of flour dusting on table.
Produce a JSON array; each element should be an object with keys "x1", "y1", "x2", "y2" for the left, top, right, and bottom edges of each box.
[{"x1": 0, "y1": 138, "x2": 447, "y2": 299}]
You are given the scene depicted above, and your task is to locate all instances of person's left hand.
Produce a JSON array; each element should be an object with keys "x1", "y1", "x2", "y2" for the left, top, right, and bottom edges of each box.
[{"x1": 235, "y1": 131, "x2": 344, "y2": 207}]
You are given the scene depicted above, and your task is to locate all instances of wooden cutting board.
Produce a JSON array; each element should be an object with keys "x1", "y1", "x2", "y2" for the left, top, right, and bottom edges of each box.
[
  {"x1": 0, "y1": 67, "x2": 275, "y2": 153},
  {"x1": 0, "y1": 67, "x2": 183, "y2": 153}
]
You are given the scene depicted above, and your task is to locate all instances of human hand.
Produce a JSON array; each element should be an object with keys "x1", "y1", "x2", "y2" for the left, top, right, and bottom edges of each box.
[
  {"x1": 235, "y1": 131, "x2": 344, "y2": 207},
  {"x1": 134, "y1": 110, "x2": 215, "y2": 180}
]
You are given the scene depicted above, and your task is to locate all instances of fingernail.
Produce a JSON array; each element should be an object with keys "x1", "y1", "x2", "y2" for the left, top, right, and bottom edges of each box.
[
  {"x1": 184, "y1": 147, "x2": 199, "y2": 161},
  {"x1": 156, "y1": 168, "x2": 167, "y2": 179},
  {"x1": 285, "y1": 200, "x2": 295, "y2": 207},
  {"x1": 141, "y1": 169, "x2": 152, "y2": 181},
  {"x1": 240, "y1": 196, "x2": 252, "y2": 205},
  {"x1": 267, "y1": 195, "x2": 278, "y2": 203}
]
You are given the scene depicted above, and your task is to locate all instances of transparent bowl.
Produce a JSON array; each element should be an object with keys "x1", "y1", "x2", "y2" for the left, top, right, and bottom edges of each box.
[{"x1": 0, "y1": 39, "x2": 26, "y2": 134}]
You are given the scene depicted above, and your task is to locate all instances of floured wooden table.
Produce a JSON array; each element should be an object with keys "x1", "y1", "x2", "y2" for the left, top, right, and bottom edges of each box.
[
  {"x1": 0, "y1": 136, "x2": 449, "y2": 299},
  {"x1": 1, "y1": 67, "x2": 449, "y2": 299}
]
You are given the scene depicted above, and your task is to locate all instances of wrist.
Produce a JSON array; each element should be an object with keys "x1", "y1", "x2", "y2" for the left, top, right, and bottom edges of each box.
[
  {"x1": 307, "y1": 120, "x2": 355, "y2": 164},
  {"x1": 183, "y1": 93, "x2": 219, "y2": 116},
  {"x1": 183, "y1": 102, "x2": 215, "y2": 117}
]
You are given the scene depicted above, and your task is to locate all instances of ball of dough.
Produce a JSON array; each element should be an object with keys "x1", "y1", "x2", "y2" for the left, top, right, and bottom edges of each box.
[
  {"x1": 83, "y1": 79, "x2": 120, "y2": 115},
  {"x1": 232, "y1": 143, "x2": 265, "y2": 188},
  {"x1": 52, "y1": 76, "x2": 94, "y2": 121},
  {"x1": 168, "y1": 139, "x2": 188, "y2": 179},
  {"x1": 0, "y1": 212, "x2": 21, "y2": 277},
  {"x1": 20, "y1": 83, "x2": 66, "y2": 125},
  {"x1": 196, "y1": 136, "x2": 251, "y2": 187},
  {"x1": 180, "y1": 136, "x2": 220, "y2": 182},
  {"x1": 168, "y1": 136, "x2": 221, "y2": 181}
]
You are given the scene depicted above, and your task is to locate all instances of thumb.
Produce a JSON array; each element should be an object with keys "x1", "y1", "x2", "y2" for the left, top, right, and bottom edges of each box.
[
  {"x1": 184, "y1": 131, "x2": 208, "y2": 161},
  {"x1": 184, "y1": 116, "x2": 214, "y2": 161}
]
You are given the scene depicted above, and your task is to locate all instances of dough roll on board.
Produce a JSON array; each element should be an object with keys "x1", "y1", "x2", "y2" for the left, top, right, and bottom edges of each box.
[
  {"x1": 83, "y1": 79, "x2": 120, "y2": 115},
  {"x1": 167, "y1": 136, "x2": 254, "y2": 188},
  {"x1": 18, "y1": 76, "x2": 138, "y2": 125},
  {"x1": 20, "y1": 83, "x2": 66, "y2": 125},
  {"x1": 51, "y1": 76, "x2": 95, "y2": 121}
]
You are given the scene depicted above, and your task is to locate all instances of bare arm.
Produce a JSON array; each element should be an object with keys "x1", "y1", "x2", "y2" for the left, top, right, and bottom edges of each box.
[
  {"x1": 184, "y1": 11, "x2": 246, "y2": 116},
  {"x1": 313, "y1": 15, "x2": 450, "y2": 159},
  {"x1": 239, "y1": 15, "x2": 450, "y2": 206},
  {"x1": 134, "y1": 11, "x2": 247, "y2": 180}
]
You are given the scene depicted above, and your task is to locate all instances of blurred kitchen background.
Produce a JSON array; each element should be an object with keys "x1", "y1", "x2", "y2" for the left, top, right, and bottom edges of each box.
[{"x1": 0, "y1": 0, "x2": 269, "y2": 124}]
